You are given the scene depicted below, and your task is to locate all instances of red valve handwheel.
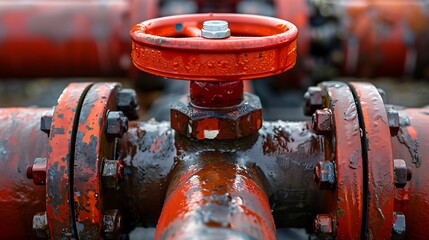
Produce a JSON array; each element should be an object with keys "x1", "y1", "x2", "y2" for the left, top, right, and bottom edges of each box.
[{"x1": 130, "y1": 13, "x2": 298, "y2": 81}]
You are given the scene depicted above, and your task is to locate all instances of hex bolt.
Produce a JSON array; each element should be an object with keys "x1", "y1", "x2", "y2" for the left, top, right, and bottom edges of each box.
[
  {"x1": 386, "y1": 107, "x2": 400, "y2": 136},
  {"x1": 304, "y1": 86, "x2": 323, "y2": 116},
  {"x1": 392, "y1": 212, "x2": 406, "y2": 239},
  {"x1": 40, "y1": 110, "x2": 53, "y2": 135},
  {"x1": 314, "y1": 161, "x2": 336, "y2": 190},
  {"x1": 313, "y1": 214, "x2": 334, "y2": 238},
  {"x1": 103, "y1": 209, "x2": 123, "y2": 240},
  {"x1": 102, "y1": 159, "x2": 124, "y2": 189},
  {"x1": 116, "y1": 88, "x2": 139, "y2": 120},
  {"x1": 26, "y1": 157, "x2": 47, "y2": 185},
  {"x1": 312, "y1": 109, "x2": 333, "y2": 135},
  {"x1": 394, "y1": 159, "x2": 411, "y2": 188},
  {"x1": 106, "y1": 111, "x2": 129, "y2": 138},
  {"x1": 201, "y1": 20, "x2": 231, "y2": 39},
  {"x1": 33, "y1": 212, "x2": 50, "y2": 238}
]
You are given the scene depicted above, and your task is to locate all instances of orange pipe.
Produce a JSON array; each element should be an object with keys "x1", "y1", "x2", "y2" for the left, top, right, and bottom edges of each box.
[{"x1": 155, "y1": 158, "x2": 276, "y2": 240}]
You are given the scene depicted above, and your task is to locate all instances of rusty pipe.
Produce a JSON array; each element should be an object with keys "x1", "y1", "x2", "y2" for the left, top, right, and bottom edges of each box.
[
  {"x1": 155, "y1": 156, "x2": 276, "y2": 240},
  {"x1": 0, "y1": 108, "x2": 50, "y2": 239},
  {"x1": 115, "y1": 120, "x2": 326, "y2": 230}
]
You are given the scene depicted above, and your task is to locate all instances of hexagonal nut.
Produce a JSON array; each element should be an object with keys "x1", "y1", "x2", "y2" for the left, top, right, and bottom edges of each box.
[
  {"x1": 103, "y1": 209, "x2": 123, "y2": 240},
  {"x1": 394, "y1": 159, "x2": 409, "y2": 188},
  {"x1": 304, "y1": 86, "x2": 323, "y2": 116},
  {"x1": 40, "y1": 111, "x2": 53, "y2": 135},
  {"x1": 106, "y1": 111, "x2": 129, "y2": 138},
  {"x1": 171, "y1": 93, "x2": 262, "y2": 140},
  {"x1": 386, "y1": 107, "x2": 400, "y2": 136},
  {"x1": 33, "y1": 212, "x2": 50, "y2": 238},
  {"x1": 26, "y1": 157, "x2": 47, "y2": 185},
  {"x1": 116, "y1": 88, "x2": 139, "y2": 120},
  {"x1": 314, "y1": 161, "x2": 335, "y2": 190},
  {"x1": 312, "y1": 109, "x2": 332, "y2": 135},
  {"x1": 102, "y1": 159, "x2": 124, "y2": 189},
  {"x1": 392, "y1": 212, "x2": 406, "y2": 239},
  {"x1": 313, "y1": 214, "x2": 333, "y2": 236},
  {"x1": 201, "y1": 20, "x2": 231, "y2": 39}
]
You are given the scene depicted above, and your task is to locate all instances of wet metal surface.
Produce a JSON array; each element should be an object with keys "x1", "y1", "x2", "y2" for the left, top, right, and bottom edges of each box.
[
  {"x1": 116, "y1": 119, "x2": 326, "y2": 231},
  {"x1": 74, "y1": 83, "x2": 120, "y2": 239},
  {"x1": 46, "y1": 82, "x2": 93, "y2": 238},
  {"x1": 0, "y1": 108, "x2": 49, "y2": 239}
]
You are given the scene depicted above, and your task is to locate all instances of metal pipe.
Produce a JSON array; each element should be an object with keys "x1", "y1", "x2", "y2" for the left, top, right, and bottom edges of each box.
[
  {"x1": 0, "y1": 108, "x2": 50, "y2": 238},
  {"x1": 115, "y1": 120, "x2": 326, "y2": 230},
  {"x1": 154, "y1": 154, "x2": 276, "y2": 240}
]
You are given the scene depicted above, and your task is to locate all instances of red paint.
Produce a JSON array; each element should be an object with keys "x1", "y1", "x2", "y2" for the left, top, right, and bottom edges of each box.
[
  {"x1": 46, "y1": 82, "x2": 93, "y2": 238},
  {"x1": 323, "y1": 82, "x2": 364, "y2": 239},
  {"x1": 0, "y1": 108, "x2": 49, "y2": 239},
  {"x1": 350, "y1": 82, "x2": 394, "y2": 239},
  {"x1": 155, "y1": 160, "x2": 276, "y2": 240},
  {"x1": 131, "y1": 13, "x2": 297, "y2": 81},
  {"x1": 73, "y1": 83, "x2": 120, "y2": 238},
  {"x1": 392, "y1": 107, "x2": 429, "y2": 239},
  {"x1": 190, "y1": 81, "x2": 243, "y2": 107}
]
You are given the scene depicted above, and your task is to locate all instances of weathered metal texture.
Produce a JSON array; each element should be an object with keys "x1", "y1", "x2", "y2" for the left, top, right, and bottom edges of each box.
[
  {"x1": 0, "y1": 1, "x2": 130, "y2": 78},
  {"x1": 115, "y1": 120, "x2": 326, "y2": 230},
  {"x1": 155, "y1": 159, "x2": 276, "y2": 240},
  {"x1": 170, "y1": 93, "x2": 262, "y2": 140},
  {"x1": 190, "y1": 81, "x2": 243, "y2": 108},
  {"x1": 340, "y1": 1, "x2": 429, "y2": 77},
  {"x1": 130, "y1": 13, "x2": 297, "y2": 81},
  {"x1": 320, "y1": 82, "x2": 364, "y2": 239},
  {"x1": 349, "y1": 82, "x2": 395, "y2": 239},
  {"x1": 73, "y1": 82, "x2": 121, "y2": 239},
  {"x1": 46, "y1": 82, "x2": 93, "y2": 238},
  {"x1": 392, "y1": 106, "x2": 429, "y2": 240},
  {"x1": 0, "y1": 108, "x2": 50, "y2": 239}
]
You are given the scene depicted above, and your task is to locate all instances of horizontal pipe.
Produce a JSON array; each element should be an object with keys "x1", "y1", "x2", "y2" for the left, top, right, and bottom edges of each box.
[{"x1": 0, "y1": 108, "x2": 50, "y2": 239}]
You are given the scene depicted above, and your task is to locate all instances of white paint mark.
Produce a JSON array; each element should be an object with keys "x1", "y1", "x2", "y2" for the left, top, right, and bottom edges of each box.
[{"x1": 204, "y1": 130, "x2": 219, "y2": 139}]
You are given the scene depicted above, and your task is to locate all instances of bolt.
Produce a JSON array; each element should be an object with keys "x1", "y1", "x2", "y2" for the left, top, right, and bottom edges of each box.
[
  {"x1": 40, "y1": 111, "x2": 53, "y2": 135},
  {"x1": 304, "y1": 86, "x2": 323, "y2": 116},
  {"x1": 392, "y1": 212, "x2": 406, "y2": 239},
  {"x1": 26, "y1": 158, "x2": 47, "y2": 185},
  {"x1": 103, "y1": 209, "x2": 123, "y2": 240},
  {"x1": 201, "y1": 20, "x2": 231, "y2": 39},
  {"x1": 386, "y1": 107, "x2": 400, "y2": 136},
  {"x1": 33, "y1": 212, "x2": 50, "y2": 238},
  {"x1": 116, "y1": 88, "x2": 139, "y2": 120},
  {"x1": 377, "y1": 87, "x2": 387, "y2": 104},
  {"x1": 313, "y1": 214, "x2": 333, "y2": 238},
  {"x1": 106, "y1": 111, "x2": 128, "y2": 138},
  {"x1": 102, "y1": 159, "x2": 124, "y2": 189},
  {"x1": 314, "y1": 161, "x2": 335, "y2": 190},
  {"x1": 312, "y1": 109, "x2": 332, "y2": 134},
  {"x1": 394, "y1": 159, "x2": 410, "y2": 188}
]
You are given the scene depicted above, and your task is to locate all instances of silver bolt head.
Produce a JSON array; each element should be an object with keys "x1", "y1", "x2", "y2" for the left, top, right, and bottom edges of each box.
[{"x1": 201, "y1": 20, "x2": 231, "y2": 39}]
